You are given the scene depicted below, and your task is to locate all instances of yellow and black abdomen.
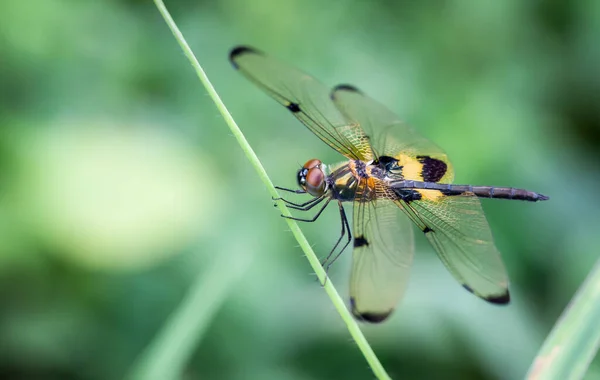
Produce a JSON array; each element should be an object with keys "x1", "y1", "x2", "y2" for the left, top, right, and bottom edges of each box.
[
  {"x1": 389, "y1": 155, "x2": 548, "y2": 202},
  {"x1": 393, "y1": 180, "x2": 549, "y2": 202}
]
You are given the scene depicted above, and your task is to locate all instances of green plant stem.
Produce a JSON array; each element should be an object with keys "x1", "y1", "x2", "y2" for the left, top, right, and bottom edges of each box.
[
  {"x1": 526, "y1": 257, "x2": 600, "y2": 380},
  {"x1": 151, "y1": 1, "x2": 390, "y2": 379},
  {"x1": 127, "y1": 251, "x2": 251, "y2": 380}
]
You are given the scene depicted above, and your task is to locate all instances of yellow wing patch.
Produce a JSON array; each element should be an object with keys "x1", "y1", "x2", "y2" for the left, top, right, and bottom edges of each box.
[
  {"x1": 435, "y1": 156, "x2": 454, "y2": 183},
  {"x1": 396, "y1": 154, "x2": 424, "y2": 181},
  {"x1": 395, "y1": 153, "x2": 454, "y2": 184}
]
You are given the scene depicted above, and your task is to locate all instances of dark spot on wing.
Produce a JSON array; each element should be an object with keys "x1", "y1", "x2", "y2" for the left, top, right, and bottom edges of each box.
[
  {"x1": 229, "y1": 46, "x2": 260, "y2": 69},
  {"x1": 286, "y1": 102, "x2": 301, "y2": 113},
  {"x1": 462, "y1": 284, "x2": 474, "y2": 294},
  {"x1": 423, "y1": 226, "x2": 433, "y2": 234},
  {"x1": 354, "y1": 235, "x2": 369, "y2": 248},
  {"x1": 350, "y1": 297, "x2": 392, "y2": 323},
  {"x1": 417, "y1": 156, "x2": 448, "y2": 183}
]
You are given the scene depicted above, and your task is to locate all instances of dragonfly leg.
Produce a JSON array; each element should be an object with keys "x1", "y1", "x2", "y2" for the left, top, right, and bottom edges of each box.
[
  {"x1": 275, "y1": 195, "x2": 324, "y2": 209},
  {"x1": 280, "y1": 198, "x2": 331, "y2": 222},
  {"x1": 321, "y1": 203, "x2": 352, "y2": 285},
  {"x1": 319, "y1": 202, "x2": 349, "y2": 267},
  {"x1": 274, "y1": 186, "x2": 306, "y2": 195}
]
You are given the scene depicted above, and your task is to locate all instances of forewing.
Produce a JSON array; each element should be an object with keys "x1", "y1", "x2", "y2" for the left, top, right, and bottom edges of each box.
[
  {"x1": 350, "y1": 180, "x2": 414, "y2": 323},
  {"x1": 230, "y1": 47, "x2": 372, "y2": 160},
  {"x1": 398, "y1": 191, "x2": 509, "y2": 303},
  {"x1": 331, "y1": 85, "x2": 454, "y2": 183}
]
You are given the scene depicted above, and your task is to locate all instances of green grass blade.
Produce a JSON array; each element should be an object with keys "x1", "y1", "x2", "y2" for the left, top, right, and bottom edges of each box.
[
  {"x1": 526, "y1": 258, "x2": 600, "y2": 380},
  {"x1": 150, "y1": 1, "x2": 391, "y2": 379}
]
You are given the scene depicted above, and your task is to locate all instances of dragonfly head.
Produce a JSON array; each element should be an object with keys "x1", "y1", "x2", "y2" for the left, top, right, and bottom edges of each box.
[{"x1": 297, "y1": 159, "x2": 328, "y2": 197}]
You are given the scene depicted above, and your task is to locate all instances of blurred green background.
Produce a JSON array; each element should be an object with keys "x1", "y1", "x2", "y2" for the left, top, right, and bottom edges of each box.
[{"x1": 1, "y1": 0, "x2": 599, "y2": 379}]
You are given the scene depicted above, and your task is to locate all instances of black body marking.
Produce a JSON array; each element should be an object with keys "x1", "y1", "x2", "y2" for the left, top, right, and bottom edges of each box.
[
  {"x1": 395, "y1": 189, "x2": 422, "y2": 203},
  {"x1": 374, "y1": 155, "x2": 399, "y2": 172},
  {"x1": 286, "y1": 102, "x2": 301, "y2": 113},
  {"x1": 296, "y1": 168, "x2": 308, "y2": 187},
  {"x1": 440, "y1": 188, "x2": 465, "y2": 196},
  {"x1": 423, "y1": 226, "x2": 433, "y2": 234},
  {"x1": 417, "y1": 156, "x2": 447, "y2": 182},
  {"x1": 354, "y1": 235, "x2": 369, "y2": 248}
]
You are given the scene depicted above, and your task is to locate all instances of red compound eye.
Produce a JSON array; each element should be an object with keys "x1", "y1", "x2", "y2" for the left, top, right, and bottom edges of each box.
[
  {"x1": 305, "y1": 166, "x2": 326, "y2": 196},
  {"x1": 303, "y1": 159, "x2": 322, "y2": 170}
]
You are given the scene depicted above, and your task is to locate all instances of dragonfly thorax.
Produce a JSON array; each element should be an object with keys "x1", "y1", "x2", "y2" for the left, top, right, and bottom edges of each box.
[{"x1": 297, "y1": 159, "x2": 328, "y2": 197}]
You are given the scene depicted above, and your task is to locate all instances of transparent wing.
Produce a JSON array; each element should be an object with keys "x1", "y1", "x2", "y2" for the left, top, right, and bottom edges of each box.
[
  {"x1": 230, "y1": 46, "x2": 372, "y2": 160},
  {"x1": 397, "y1": 190, "x2": 509, "y2": 303},
  {"x1": 349, "y1": 180, "x2": 414, "y2": 323},
  {"x1": 331, "y1": 85, "x2": 454, "y2": 183}
]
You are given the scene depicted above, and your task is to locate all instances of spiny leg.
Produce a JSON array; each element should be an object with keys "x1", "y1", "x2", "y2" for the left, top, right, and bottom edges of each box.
[
  {"x1": 280, "y1": 198, "x2": 331, "y2": 222},
  {"x1": 319, "y1": 201, "x2": 348, "y2": 266},
  {"x1": 320, "y1": 202, "x2": 352, "y2": 286},
  {"x1": 275, "y1": 195, "x2": 325, "y2": 209},
  {"x1": 285, "y1": 197, "x2": 326, "y2": 211},
  {"x1": 277, "y1": 195, "x2": 339, "y2": 284},
  {"x1": 274, "y1": 186, "x2": 306, "y2": 194}
]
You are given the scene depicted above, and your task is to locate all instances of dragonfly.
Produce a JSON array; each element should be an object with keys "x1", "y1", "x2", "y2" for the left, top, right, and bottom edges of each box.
[{"x1": 229, "y1": 46, "x2": 549, "y2": 323}]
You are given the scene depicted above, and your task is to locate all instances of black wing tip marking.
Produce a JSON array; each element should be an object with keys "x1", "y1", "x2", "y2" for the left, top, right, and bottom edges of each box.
[
  {"x1": 355, "y1": 311, "x2": 393, "y2": 323},
  {"x1": 350, "y1": 297, "x2": 393, "y2": 323},
  {"x1": 487, "y1": 292, "x2": 511, "y2": 305},
  {"x1": 462, "y1": 285, "x2": 510, "y2": 305},
  {"x1": 331, "y1": 84, "x2": 363, "y2": 100},
  {"x1": 229, "y1": 46, "x2": 261, "y2": 69},
  {"x1": 354, "y1": 235, "x2": 369, "y2": 248},
  {"x1": 334, "y1": 84, "x2": 361, "y2": 93}
]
